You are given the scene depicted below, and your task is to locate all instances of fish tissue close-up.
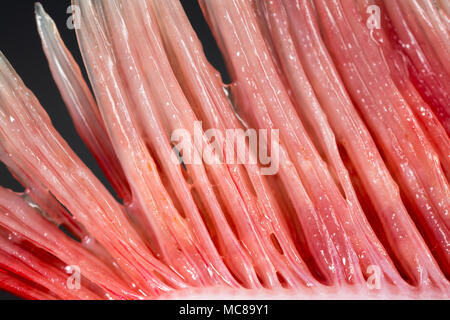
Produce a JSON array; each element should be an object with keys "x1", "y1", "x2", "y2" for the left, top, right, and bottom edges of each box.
[{"x1": 0, "y1": 0, "x2": 449, "y2": 305}]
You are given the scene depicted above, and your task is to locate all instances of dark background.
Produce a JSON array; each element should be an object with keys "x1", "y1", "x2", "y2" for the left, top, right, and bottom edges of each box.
[{"x1": 0, "y1": 0, "x2": 228, "y2": 300}]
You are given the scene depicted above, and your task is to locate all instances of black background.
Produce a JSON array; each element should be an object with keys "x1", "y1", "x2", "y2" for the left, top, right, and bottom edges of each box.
[
  {"x1": 0, "y1": 300, "x2": 438, "y2": 317},
  {"x1": 0, "y1": 0, "x2": 228, "y2": 300}
]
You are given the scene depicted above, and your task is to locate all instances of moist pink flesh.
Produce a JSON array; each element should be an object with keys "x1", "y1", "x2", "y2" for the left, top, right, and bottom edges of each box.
[
  {"x1": 311, "y1": 0, "x2": 449, "y2": 279},
  {"x1": 0, "y1": 0, "x2": 448, "y2": 299}
]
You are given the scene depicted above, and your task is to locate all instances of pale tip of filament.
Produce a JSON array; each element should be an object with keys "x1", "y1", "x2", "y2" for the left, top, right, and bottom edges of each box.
[
  {"x1": 0, "y1": 50, "x2": 6, "y2": 63},
  {"x1": 0, "y1": 51, "x2": 15, "y2": 78},
  {"x1": 34, "y1": 2, "x2": 44, "y2": 19},
  {"x1": 34, "y1": 2, "x2": 55, "y2": 35}
]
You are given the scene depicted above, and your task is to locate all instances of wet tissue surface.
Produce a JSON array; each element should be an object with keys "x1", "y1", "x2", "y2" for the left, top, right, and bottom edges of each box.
[{"x1": 0, "y1": 0, "x2": 449, "y2": 300}]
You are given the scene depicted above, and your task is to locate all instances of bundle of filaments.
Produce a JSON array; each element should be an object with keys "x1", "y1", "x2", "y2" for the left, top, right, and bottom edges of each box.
[{"x1": 0, "y1": 0, "x2": 449, "y2": 299}]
